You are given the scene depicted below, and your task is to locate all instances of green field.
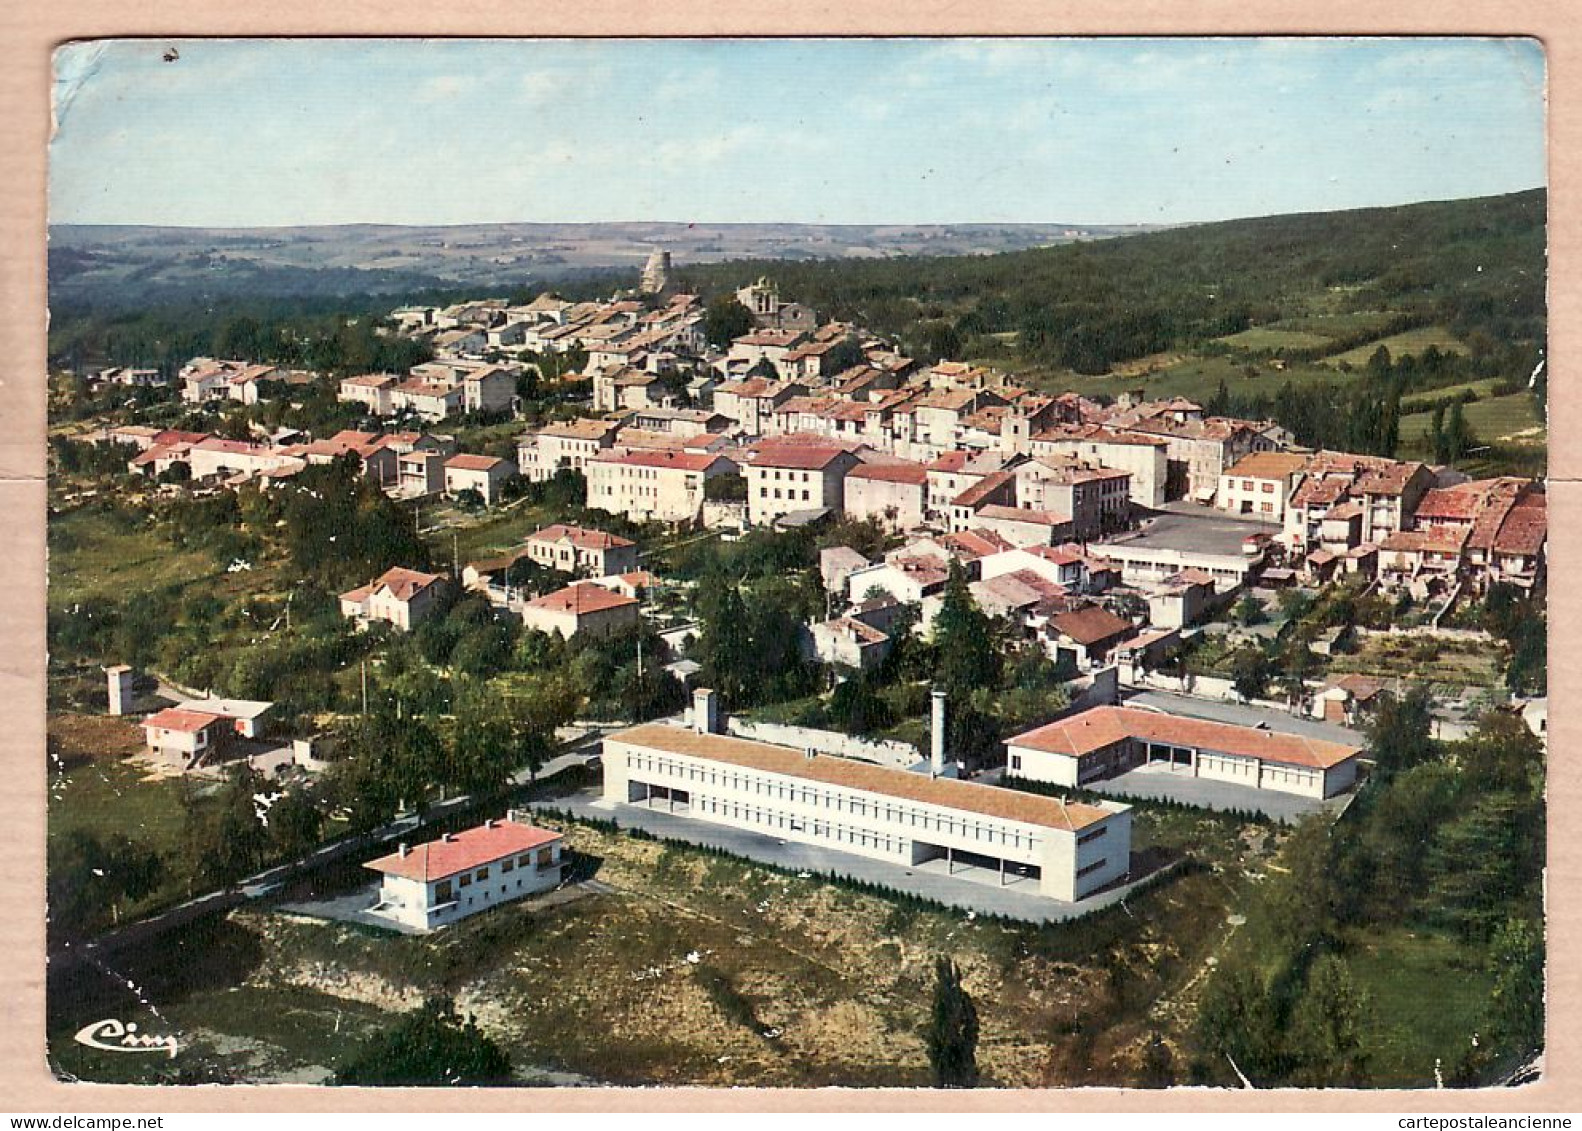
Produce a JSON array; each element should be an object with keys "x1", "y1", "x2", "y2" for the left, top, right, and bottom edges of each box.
[
  {"x1": 1342, "y1": 927, "x2": 1496, "y2": 1088},
  {"x1": 1323, "y1": 326, "x2": 1468, "y2": 368},
  {"x1": 1399, "y1": 391, "x2": 1545, "y2": 450},
  {"x1": 47, "y1": 508, "x2": 222, "y2": 612},
  {"x1": 1326, "y1": 633, "x2": 1504, "y2": 692},
  {"x1": 1398, "y1": 377, "x2": 1510, "y2": 413},
  {"x1": 1214, "y1": 327, "x2": 1332, "y2": 352},
  {"x1": 1261, "y1": 309, "x2": 1399, "y2": 338},
  {"x1": 1036, "y1": 353, "x2": 1366, "y2": 405},
  {"x1": 422, "y1": 497, "x2": 565, "y2": 564},
  {"x1": 47, "y1": 712, "x2": 229, "y2": 922}
]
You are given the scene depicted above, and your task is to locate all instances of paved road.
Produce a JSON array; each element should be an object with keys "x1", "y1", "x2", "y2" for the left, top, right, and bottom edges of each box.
[
  {"x1": 65, "y1": 738, "x2": 609, "y2": 962},
  {"x1": 527, "y1": 790, "x2": 1172, "y2": 925}
]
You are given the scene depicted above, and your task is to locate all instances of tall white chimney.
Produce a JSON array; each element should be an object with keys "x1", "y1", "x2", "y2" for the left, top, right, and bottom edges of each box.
[
  {"x1": 930, "y1": 689, "x2": 947, "y2": 776},
  {"x1": 693, "y1": 687, "x2": 720, "y2": 735}
]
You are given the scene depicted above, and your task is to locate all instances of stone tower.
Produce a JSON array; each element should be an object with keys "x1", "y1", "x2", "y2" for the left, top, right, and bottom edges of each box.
[{"x1": 640, "y1": 249, "x2": 672, "y2": 295}]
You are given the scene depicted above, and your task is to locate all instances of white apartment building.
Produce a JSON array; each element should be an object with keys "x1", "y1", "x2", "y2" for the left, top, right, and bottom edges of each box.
[
  {"x1": 522, "y1": 524, "x2": 639, "y2": 577},
  {"x1": 1030, "y1": 428, "x2": 1170, "y2": 509},
  {"x1": 602, "y1": 705, "x2": 1133, "y2": 903},
  {"x1": 1217, "y1": 450, "x2": 1309, "y2": 521},
  {"x1": 842, "y1": 462, "x2": 929, "y2": 531},
  {"x1": 586, "y1": 449, "x2": 738, "y2": 524},
  {"x1": 339, "y1": 373, "x2": 400, "y2": 415},
  {"x1": 339, "y1": 566, "x2": 448, "y2": 631},
  {"x1": 364, "y1": 815, "x2": 565, "y2": 931},
  {"x1": 744, "y1": 444, "x2": 861, "y2": 526},
  {"x1": 516, "y1": 418, "x2": 623, "y2": 483}
]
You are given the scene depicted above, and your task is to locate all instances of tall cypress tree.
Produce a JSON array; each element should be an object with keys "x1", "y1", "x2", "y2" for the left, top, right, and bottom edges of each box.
[{"x1": 926, "y1": 957, "x2": 980, "y2": 1088}]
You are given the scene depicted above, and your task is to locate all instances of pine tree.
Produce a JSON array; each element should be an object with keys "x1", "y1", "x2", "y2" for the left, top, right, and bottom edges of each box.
[
  {"x1": 1290, "y1": 954, "x2": 1373, "y2": 1086},
  {"x1": 926, "y1": 957, "x2": 980, "y2": 1088},
  {"x1": 931, "y1": 562, "x2": 999, "y2": 699},
  {"x1": 333, "y1": 996, "x2": 512, "y2": 1086}
]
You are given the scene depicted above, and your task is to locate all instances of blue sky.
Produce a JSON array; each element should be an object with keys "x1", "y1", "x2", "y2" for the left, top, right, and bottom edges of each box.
[{"x1": 49, "y1": 38, "x2": 1546, "y2": 227}]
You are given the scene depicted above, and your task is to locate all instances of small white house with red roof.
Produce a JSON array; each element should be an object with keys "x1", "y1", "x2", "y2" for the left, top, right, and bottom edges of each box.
[
  {"x1": 520, "y1": 580, "x2": 640, "y2": 640},
  {"x1": 443, "y1": 453, "x2": 517, "y2": 505},
  {"x1": 522, "y1": 523, "x2": 638, "y2": 577},
  {"x1": 364, "y1": 813, "x2": 565, "y2": 931},
  {"x1": 140, "y1": 706, "x2": 232, "y2": 767},
  {"x1": 339, "y1": 566, "x2": 448, "y2": 631}
]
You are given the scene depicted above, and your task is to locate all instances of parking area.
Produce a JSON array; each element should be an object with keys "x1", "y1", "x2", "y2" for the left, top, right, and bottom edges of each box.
[{"x1": 1086, "y1": 762, "x2": 1350, "y2": 823}]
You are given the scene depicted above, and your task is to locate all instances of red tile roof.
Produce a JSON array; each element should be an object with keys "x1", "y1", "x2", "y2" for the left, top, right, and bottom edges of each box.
[
  {"x1": 1008, "y1": 705, "x2": 1360, "y2": 769},
  {"x1": 1354, "y1": 461, "x2": 1428, "y2": 496},
  {"x1": 1491, "y1": 492, "x2": 1547, "y2": 556},
  {"x1": 527, "y1": 524, "x2": 636, "y2": 551},
  {"x1": 1049, "y1": 605, "x2": 1135, "y2": 647},
  {"x1": 749, "y1": 443, "x2": 854, "y2": 471},
  {"x1": 365, "y1": 820, "x2": 563, "y2": 883},
  {"x1": 524, "y1": 580, "x2": 640, "y2": 616},
  {"x1": 939, "y1": 529, "x2": 1016, "y2": 560},
  {"x1": 446, "y1": 453, "x2": 507, "y2": 472},
  {"x1": 594, "y1": 449, "x2": 730, "y2": 473},
  {"x1": 1380, "y1": 528, "x2": 1469, "y2": 555},
  {"x1": 847, "y1": 461, "x2": 929, "y2": 486},
  {"x1": 141, "y1": 707, "x2": 225, "y2": 734},
  {"x1": 151, "y1": 430, "x2": 212, "y2": 447},
  {"x1": 341, "y1": 566, "x2": 445, "y2": 605},
  {"x1": 978, "y1": 503, "x2": 1071, "y2": 528},
  {"x1": 1223, "y1": 451, "x2": 1309, "y2": 481},
  {"x1": 1414, "y1": 483, "x2": 1490, "y2": 522},
  {"x1": 952, "y1": 470, "x2": 1017, "y2": 509}
]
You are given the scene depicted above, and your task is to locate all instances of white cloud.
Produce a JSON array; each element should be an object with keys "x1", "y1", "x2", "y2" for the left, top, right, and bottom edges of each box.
[{"x1": 417, "y1": 74, "x2": 472, "y2": 102}]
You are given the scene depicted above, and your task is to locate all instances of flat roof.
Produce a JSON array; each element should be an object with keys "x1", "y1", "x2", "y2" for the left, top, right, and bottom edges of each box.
[
  {"x1": 1007, "y1": 705, "x2": 1360, "y2": 770},
  {"x1": 1096, "y1": 511, "x2": 1280, "y2": 560},
  {"x1": 610, "y1": 722, "x2": 1118, "y2": 832}
]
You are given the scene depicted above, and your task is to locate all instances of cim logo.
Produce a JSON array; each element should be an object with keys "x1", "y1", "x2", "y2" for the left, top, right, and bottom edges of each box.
[{"x1": 73, "y1": 1018, "x2": 179, "y2": 1059}]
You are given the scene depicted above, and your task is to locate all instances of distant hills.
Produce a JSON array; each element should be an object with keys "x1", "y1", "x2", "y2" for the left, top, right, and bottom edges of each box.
[{"x1": 47, "y1": 221, "x2": 1162, "y2": 310}]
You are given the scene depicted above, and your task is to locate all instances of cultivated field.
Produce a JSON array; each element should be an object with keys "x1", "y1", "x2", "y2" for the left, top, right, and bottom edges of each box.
[{"x1": 1322, "y1": 326, "x2": 1468, "y2": 368}]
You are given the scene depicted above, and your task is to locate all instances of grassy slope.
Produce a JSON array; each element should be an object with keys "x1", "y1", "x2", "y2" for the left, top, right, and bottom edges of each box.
[
  {"x1": 1342, "y1": 927, "x2": 1494, "y2": 1087},
  {"x1": 48, "y1": 808, "x2": 1269, "y2": 1087},
  {"x1": 1322, "y1": 325, "x2": 1469, "y2": 368}
]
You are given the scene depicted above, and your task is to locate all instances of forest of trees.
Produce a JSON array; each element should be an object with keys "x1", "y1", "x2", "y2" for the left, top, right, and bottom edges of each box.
[
  {"x1": 1195, "y1": 694, "x2": 1545, "y2": 1087},
  {"x1": 675, "y1": 189, "x2": 1546, "y2": 378}
]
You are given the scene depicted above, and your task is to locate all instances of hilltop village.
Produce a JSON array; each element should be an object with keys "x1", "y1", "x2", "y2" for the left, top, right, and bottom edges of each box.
[{"x1": 48, "y1": 251, "x2": 1548, "y2": 1088}]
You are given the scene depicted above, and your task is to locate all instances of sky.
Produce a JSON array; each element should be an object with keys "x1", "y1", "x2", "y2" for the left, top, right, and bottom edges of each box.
[{"x1": 49, "y1": 37, "x2": 1547, "y2": 228}]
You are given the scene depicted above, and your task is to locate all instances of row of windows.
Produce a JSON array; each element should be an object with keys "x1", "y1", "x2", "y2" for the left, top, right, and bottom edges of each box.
[
  {"x1": 760, "y1": 488, "x2": 813, "y2": 501},
  {"x1": 436, "y1": 850, "x2": 553, "y2": 898},
  {"x1": 623, "y1": 751, "x2": 1044, "y2": 851},
  {"x1": 691, "y1": 794, "x2": 905, "y2": 853},
  {"x1": 1075, "y1": 857, "x2": 1110, "y2": 879}
]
